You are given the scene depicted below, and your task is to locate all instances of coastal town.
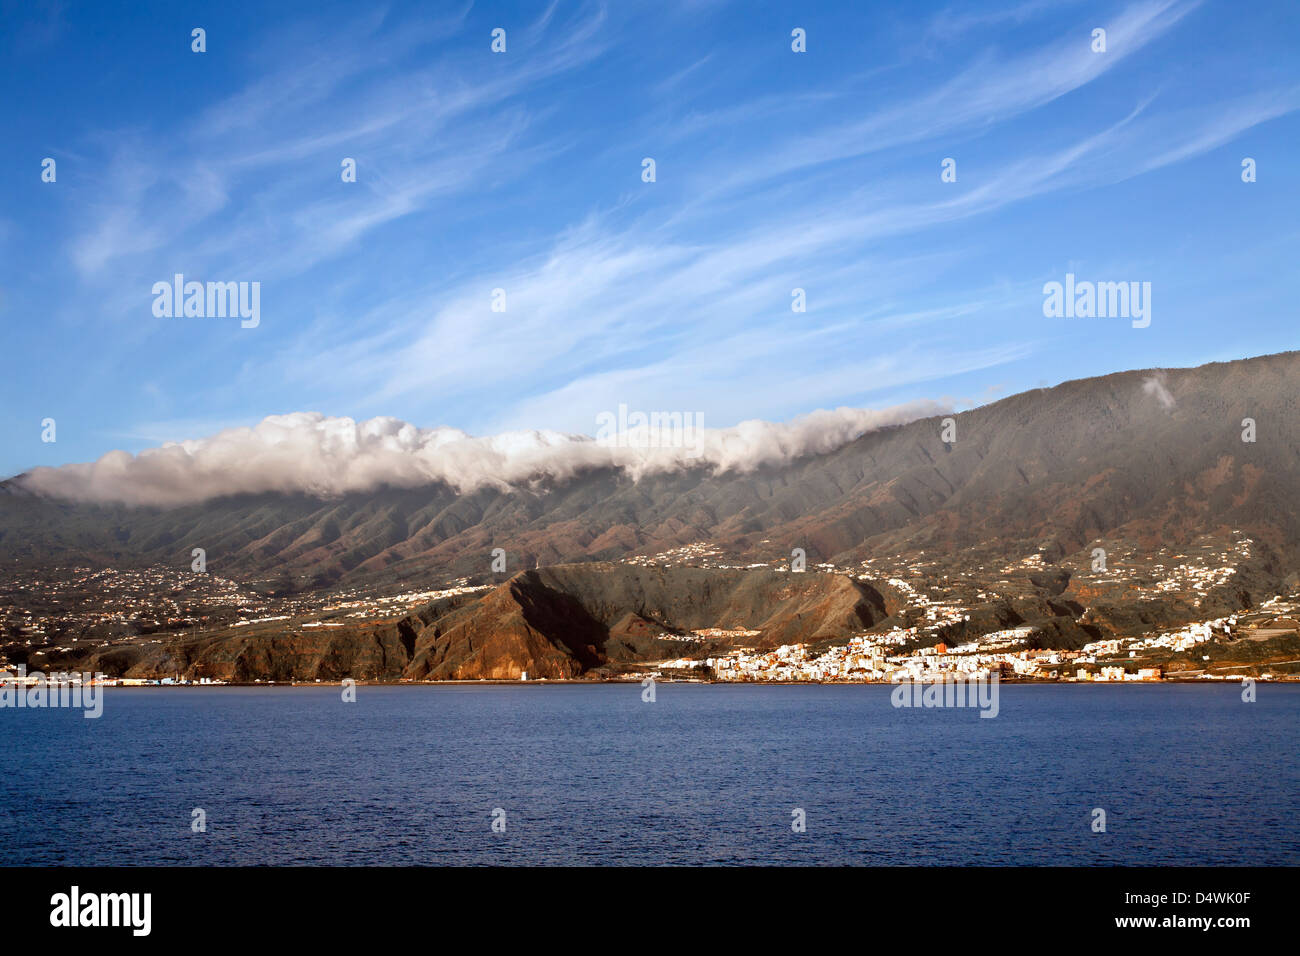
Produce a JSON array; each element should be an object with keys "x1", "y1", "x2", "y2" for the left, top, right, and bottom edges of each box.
[
  {"x1": 654, "y1": 615, "x2": 1289, "y2": 684},
  {"x1": 3, "y1": 527, "x2": 1299, "y2": 684},
  {"x1": 625, "y1": 532, "x2": 1300, "y2": 684}
]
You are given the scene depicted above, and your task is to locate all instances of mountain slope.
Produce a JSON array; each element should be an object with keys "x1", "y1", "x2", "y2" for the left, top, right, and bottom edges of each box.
[{"x1": 2, "y1": 351, "x2": 1298, "y2": 587}]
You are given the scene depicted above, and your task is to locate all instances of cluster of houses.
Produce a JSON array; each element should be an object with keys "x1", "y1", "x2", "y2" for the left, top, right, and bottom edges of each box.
[
  {"x1": 1151, "y1": 559, "x2": 1241, "y2": 603},
  {"x1": 1082, "y1": 617, "x2": 1233, "y2": 659},
  {"x1": 312, "y1": 580, "x2": 490, "y2": 620},
  {"x1": 674, "y1": 624, "x2": 1180, "y2": 683},
  {"x1": 0, "y1": 564, "x2": 248, "y2": 643}
]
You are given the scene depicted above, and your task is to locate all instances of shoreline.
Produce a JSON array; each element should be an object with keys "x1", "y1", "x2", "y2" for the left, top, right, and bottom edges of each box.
[{"x1": 62, "y1": 676, "x2": 1299, "y2": 688}]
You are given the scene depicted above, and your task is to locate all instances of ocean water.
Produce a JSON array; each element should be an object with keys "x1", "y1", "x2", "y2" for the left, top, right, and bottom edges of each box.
[{"x1": 2, "y1": 683, "x2": 1296, "y2": 866}]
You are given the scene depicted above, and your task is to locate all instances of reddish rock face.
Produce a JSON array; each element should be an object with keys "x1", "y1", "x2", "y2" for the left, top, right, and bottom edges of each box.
[{"x1": 403, "y1": 562, "x2": 890, "y2": 679}]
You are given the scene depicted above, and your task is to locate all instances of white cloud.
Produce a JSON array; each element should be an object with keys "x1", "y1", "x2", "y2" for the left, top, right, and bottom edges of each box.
[
  {"x1": 18, "y1": 401, "x2": 945, "y2": 507},
  {"x1": 1142, "y1": 372, "x2": 1176, "y2": 410}
]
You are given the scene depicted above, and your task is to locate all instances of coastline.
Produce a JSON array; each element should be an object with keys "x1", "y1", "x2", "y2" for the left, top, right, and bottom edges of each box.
[{"x1": 73, "y1": 676, "x2": 1299, "y2": 687}]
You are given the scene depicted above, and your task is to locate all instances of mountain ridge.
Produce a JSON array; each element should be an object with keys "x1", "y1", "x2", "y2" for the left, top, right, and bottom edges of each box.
[{"x1": 2, "y1": 351, "x2": 1297, "y2": 588}]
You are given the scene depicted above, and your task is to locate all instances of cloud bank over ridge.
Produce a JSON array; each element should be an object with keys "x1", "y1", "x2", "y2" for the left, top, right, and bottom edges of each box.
[{"x1": 18, "y1": 401, "x2": 947, "y2": 507}]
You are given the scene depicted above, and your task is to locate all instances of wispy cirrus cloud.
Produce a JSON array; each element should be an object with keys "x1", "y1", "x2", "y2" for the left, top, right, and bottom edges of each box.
[{"x1": 5, "y1": 0, "x2": 1298, "y2": 487}]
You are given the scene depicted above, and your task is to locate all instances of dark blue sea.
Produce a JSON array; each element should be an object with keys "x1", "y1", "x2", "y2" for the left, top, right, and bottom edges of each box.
[{"x1": 2, "y1": 684, "x2": 1296, "y2": 865}]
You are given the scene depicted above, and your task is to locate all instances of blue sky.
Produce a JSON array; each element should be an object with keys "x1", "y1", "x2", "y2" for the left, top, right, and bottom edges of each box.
[{"x1": 2, "y1": 0, "x2": 1298, "y2": 478}]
